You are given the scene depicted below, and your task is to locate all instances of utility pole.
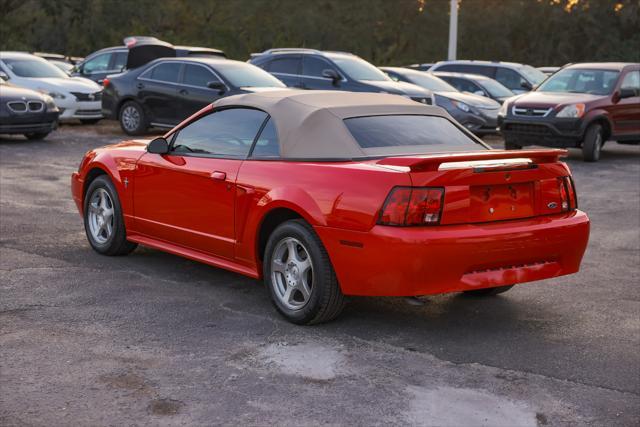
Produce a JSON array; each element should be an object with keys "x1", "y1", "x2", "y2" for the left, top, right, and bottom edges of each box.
[{"x1": 448, "y1": 0, "x2": 458, "y2": 60}]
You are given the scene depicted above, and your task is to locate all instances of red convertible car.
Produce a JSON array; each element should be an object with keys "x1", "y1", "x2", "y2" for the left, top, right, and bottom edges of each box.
[{"x1": 71, "y1": 91, "x2": 590, "y2": 324}]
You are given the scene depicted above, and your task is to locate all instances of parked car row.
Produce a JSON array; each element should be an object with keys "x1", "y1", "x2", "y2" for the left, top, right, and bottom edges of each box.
[{"x1": 3, "y1": 38, "x2": 638, "y2": 162}]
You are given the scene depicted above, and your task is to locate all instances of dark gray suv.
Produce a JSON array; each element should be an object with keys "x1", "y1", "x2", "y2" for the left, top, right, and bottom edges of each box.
[{"x1": 249, "y1": 49, "x2": 434, "y2": 104}]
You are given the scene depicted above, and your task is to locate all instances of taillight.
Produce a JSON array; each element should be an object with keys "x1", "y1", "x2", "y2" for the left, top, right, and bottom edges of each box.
[
  {"x1": 565, "y1": 176, "x2": 577, "y2": 210},
  {"x1": 558, "y1": 177, "x2": 577, "y2": 211},
  {"x1": 102, "y1": 78, "x2": 110, "y2": 88},
  {"x1": 378, "y1": 187, "x2": 444, "y2": 226}
]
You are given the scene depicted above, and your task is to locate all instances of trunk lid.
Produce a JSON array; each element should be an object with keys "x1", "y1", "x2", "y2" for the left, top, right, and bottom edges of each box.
[{"x1": 376, "y1": 149, "x2": 571, "y2": 224}]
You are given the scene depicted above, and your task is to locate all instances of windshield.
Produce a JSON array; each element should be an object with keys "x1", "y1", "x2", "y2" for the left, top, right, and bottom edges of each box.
[
  {"x1": 519, "y1": 65, "x2": 547, "y2": 85},
  {"x1": 538, "y1": 68, "x2": 620, "y2": 95},
  {"x1": 344, "y1": 115, "x2": 483, "y2": 156},
  {"x1": 2, "y1": 58, "x2": 69, "y2": 78},
  {"x1": 330, "y1": 55, "x2": 389, "y2": 81},
  {"x1": 406, "y1": 72, "x2": 457, "y2": 92},
  {"x1": 478, "y1": 78, "x2": 514, "y2": 97},
  {"x1": 217, "y1": 62, "x2": 285, "y2": 88}
]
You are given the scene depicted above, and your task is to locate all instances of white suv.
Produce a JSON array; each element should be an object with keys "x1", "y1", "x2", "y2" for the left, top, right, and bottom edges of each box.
[
  {"x1": 429, "y1": 60, "x2": 548, "y2": 94},
  {"x1": 0, "y1": 52, "x2": 103, "y2": 123}
]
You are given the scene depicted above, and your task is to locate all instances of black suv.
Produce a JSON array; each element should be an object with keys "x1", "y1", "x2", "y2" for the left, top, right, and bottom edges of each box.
[{"x1": 249, "y1": 49, "x2": 433, "y2": 104}]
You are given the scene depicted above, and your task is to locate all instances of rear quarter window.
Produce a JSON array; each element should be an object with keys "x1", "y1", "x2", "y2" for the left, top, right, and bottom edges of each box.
[{"x1": 344, "y1": 115, "x2": 485, "y2": 156}]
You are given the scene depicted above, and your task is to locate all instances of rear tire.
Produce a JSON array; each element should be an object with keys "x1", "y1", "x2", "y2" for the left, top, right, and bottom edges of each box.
[
  {"x1": 83, "y1": 175, "x2": 137, "y2": 256},
  {"x1": 264, "y1": 219, "x2": 345, "y2": 325},
  {"x1": 582, "y1": 123, "x2": 604, "y2": 162},
  {"x1": 24, "y1": 132, "x2": 50, "y2": 140},
  {"x1": 464, "y1": 285, "x2": 514, "y2": 296},
  {"x1": 119, "y1": 101, "x2": 148, "y2": 135}
]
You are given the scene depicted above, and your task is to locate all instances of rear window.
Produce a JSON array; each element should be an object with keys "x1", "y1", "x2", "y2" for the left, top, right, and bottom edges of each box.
[{"x1": 344, "y1": 115, "x2": 484, "y2": 156}]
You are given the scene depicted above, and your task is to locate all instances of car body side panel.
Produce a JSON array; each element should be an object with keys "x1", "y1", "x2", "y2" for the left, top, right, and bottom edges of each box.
[{"x1": 233, "y1": 160, "x2": 411, "y2": 271}]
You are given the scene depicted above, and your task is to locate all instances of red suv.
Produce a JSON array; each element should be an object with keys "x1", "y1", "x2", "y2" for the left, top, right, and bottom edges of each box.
[{"x1": 498, "y1": 63, "x2": 640, "y2": 161}]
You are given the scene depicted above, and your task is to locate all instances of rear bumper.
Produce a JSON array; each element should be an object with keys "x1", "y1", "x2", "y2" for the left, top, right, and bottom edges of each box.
[{"x1": 316, "y1": 211, "x2": 589, "y2": 296}]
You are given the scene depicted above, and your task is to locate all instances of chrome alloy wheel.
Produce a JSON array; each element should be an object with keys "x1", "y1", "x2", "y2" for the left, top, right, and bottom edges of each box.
[
  {"x1": 88, "y1": 188, "x2": 114, "y2": 244},
  {"x1": 271, "y1": 237, "x2": 314, "y2": 310},
  {"x1": 121, "y1": 105, "x2": 140, "y2": 132}
]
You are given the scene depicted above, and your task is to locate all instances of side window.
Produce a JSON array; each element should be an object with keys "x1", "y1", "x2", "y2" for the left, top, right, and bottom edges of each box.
[
  {"x1": 149, "y1": 62, "x2": 181, "y2": 83},
  {"x1": 495, "y1": 68, "x2": 524, "y2": 90},
  {"x1": 466, "y1": 65, "x2": 495, "y2": 78},
  {"x1": 450, "y1": 78, "x2": 477, "y2": 93},
  {"x1": 83, "y1": 53, "x2": 111, "y2": 74},
  {"x1": 172, "y1": 108, "x2": 268, "y2": 157},
  {"x1": 620, "y1": 70, "x2": 640, "y2": 91},
  {"x1": 183, "y1": 64, "x2": 217, "y2": 87},
  {"x1": 303, "y1": 56, "x2": 335, "y2": 78},
  {"x1": 112, "y1": 52, "x2": 127, "y2": 72},
  {"x1": 268, "y1": 57, "x2": 301, "y2": 75},
  {"x1": 251, "y1": 118, "x2": 280, "y2": 158},
  {"x1": 437, "y1": 64, "x2": 458, "y2": 72},
  {"x1": 386, "y1": 71, "x2": 400, "y2": 82}
]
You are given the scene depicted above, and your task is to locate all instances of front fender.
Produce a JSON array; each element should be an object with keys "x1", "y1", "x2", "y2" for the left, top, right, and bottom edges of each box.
[
  {"x1": 74, "y1": 146, "x2": 143, "y2": 228},
  {"x1": 581, "y1": 109, "x2": 613, "y2": 136}
]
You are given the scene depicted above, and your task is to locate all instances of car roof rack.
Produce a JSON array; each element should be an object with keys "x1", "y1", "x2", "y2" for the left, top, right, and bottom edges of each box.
[{"x1": 260, "y1": 48, "x2": 324, "y2": 55}]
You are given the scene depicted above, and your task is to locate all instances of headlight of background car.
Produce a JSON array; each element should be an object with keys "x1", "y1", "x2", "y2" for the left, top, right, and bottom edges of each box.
[
  {"x1": 556, "y1": 103, "x2": 585, "y2": 118},
  {"x1": 43, "y1": 95, "x2": 58, "y2": 112},
  {"x1": 498, "y1": 101, "x2": 509, "y2": 116},
  {"x1": 451, "y1": 100, "x2": 471, "y2": 113},
  {"x1": 38, "y1": 89, "x2": 66, "y2": 99}
]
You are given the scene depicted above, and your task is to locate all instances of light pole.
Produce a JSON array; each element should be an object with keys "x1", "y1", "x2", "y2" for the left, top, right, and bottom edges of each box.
[{"x1": 448, "y1": 0, "x2": 458, "y2": 60}]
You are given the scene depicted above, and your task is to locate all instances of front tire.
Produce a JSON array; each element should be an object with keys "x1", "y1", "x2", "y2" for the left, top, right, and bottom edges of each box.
[
  {"x1": 464, "y1": 285, "x2": 514, "y2": 296},
  {"x1": 84, "y1": 175, "x2": 137, "y2": 256},
  {"x1": 264, "y1": 219, "x2": 345, "y2": 325},
  {"x1": 24, "y1": 132, "x2": 50, "y2": 140},
  {"x1": 119, "y1": 101, "x2": 148, "y2": 135},
  {"x1": 582, "y1": 124, "x2": 604, "y2": 162}
]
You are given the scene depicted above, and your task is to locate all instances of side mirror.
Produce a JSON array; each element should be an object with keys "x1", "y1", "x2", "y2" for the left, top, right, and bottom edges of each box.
[
  {"x1": 147, "y1": 137, "x2": 169, "y2": 154},
  {"x1": 619, "y1": 87, "x2": 637, "y2": 99},
  {"x1": 322, "y1": 69, "x2": 340, "y2": 85},
  {"x1": 520, "y1": 81, "x2": 533, "y2": 91},
  {"x1": 0, "y1": 71, "x2": 9, "y2": 81},
  {"x1": 473, "y1": 90, "x2": 485, "y2": 96},
  {"x1": 207, "y1": 81, "x2": 226, "y2": 94}
]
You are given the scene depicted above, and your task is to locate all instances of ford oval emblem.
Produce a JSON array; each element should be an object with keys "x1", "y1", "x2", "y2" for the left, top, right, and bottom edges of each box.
[{"x1": 548, "y1": 202, "x2": 558, "y2": 209}]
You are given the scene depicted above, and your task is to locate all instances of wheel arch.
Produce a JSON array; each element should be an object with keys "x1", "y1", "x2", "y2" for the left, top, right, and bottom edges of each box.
[
  {"x1": 256, "y1": 207, "x2": 306, "y2": 263},
  {"x1": 117, "y1": 96, "x2": 141, "y2": 118},
  {"x1": 83, "y1": 166, "x2": 110, "y2": 200},
  {"x1": 583, "y1": 113, "x2": 613, "y2": 142}
]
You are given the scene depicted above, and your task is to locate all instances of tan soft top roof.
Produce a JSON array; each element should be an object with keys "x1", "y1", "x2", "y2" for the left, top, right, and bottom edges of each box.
[{"x1": 213, "y1": 90, "x2": 448, "y2": 159}]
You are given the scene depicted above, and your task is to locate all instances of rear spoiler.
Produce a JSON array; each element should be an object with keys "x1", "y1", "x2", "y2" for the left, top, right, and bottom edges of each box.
[{"x1": 376, "y1": 149, "x2": 568, "y2": 172}]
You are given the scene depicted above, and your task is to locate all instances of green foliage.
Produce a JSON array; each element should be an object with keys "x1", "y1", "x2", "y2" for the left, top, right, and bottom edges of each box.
[{"x1": 1, "y1": 0, "x2": 638, "y2": 66}]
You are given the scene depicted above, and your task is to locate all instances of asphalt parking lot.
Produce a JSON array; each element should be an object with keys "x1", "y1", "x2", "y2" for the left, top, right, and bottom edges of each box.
[{"x1": 1, "y1": 122, "x2": 639, "y2": 426}]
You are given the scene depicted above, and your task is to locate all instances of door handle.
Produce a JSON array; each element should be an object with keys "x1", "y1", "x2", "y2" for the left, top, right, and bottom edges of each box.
[
  {"x1": 136, "y1": 82, "x2": 144, "y2": 89},
  {"x1": 179, "y1": 89, "x2": 188, "y2": 95},
  {"x1": 211, "y1": 171, "x2": 226, "y2": 181}
]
